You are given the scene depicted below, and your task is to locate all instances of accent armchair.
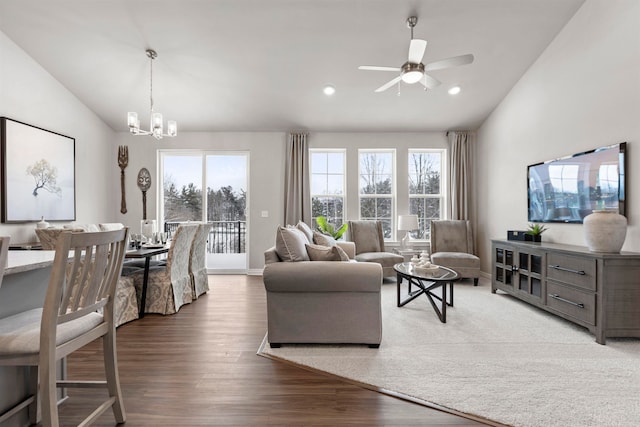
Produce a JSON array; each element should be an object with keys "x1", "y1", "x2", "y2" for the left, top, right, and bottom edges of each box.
[
  {"x1": 430, "y1": 220, "x2": 480, "y2": 285},
  {"x1": 347, "y1": 220, "x2": 403, "y2": 278}
]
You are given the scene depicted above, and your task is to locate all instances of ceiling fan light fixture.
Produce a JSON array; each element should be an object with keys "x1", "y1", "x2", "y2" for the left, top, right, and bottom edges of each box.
[
  {"x1": 448, "y1": 86, "x2": 461, "y2": 95},
  {"x1": 400, "y1": 62, "x2": 425, "y2": 84},
  {"x1": 402, "y1": 70, "x2": 423, "y2": 84}
]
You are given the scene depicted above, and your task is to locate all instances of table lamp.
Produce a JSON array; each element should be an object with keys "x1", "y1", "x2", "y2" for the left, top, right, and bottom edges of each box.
[{"x1": 398, "y1": 214, "x2": 419, "y2": 250}]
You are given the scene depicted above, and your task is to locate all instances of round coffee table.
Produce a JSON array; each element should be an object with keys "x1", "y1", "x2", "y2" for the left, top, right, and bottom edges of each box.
[{"x1": 394, "y1": 262, "x2": 460, "y2": 323}]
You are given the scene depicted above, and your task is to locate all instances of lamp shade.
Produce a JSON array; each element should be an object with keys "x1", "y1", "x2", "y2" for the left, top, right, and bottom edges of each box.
[{"x1": 398, "y1": 214, "x2": 419, "y2": 231}]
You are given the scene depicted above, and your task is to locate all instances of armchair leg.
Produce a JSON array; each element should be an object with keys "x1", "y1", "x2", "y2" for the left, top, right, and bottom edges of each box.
[
  {"x1": 368, "y1": 344, "x2": 380, "y2": 349},
  {"x1": 473, "y1": 278, "x2": 479, "y2": 286}
]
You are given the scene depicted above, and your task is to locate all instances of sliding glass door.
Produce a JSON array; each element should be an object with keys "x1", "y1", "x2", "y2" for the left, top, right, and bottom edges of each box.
[
  {"x1": 205, "y1": 154, "x2": 247, "y2": 272},
  {"x1": 160, "y1": 151, "x2": 248, "y2": 273}
]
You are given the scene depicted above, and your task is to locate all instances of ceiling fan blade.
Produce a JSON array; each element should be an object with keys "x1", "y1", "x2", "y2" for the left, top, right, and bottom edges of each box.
[
  {"x1": 424, "y1": 54, "x2": 474, "y2": 72},
  {"x1": 408, "y1": 39, "x2": 427, "y2": 63},
  {"x1": 419, "y1": 73, "x2": 441, "y2": 89},
  {"x1": 374, "y1": 75, "x2": 403, "y2": 93},
  {"x1": 358, "y1": 65, "x2": 401, "y2": 72}
]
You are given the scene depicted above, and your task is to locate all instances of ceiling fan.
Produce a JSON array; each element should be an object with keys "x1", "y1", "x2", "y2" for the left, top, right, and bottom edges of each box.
[{"x1": 359, "y1": 16, "x2": 474, "y2": 93}]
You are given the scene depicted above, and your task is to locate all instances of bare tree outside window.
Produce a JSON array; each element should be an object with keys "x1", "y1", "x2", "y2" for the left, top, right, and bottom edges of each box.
[
  {"x1": 409, "y1": 150, "x2": 444, "y2": 239},
  {"x1": 359, "y1": 151, "x2": 394, "y2": 238}
]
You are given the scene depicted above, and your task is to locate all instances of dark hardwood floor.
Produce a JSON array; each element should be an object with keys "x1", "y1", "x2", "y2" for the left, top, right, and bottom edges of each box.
[{"x1": 58, "y1": 275, "x2": 487, "y2": 426}]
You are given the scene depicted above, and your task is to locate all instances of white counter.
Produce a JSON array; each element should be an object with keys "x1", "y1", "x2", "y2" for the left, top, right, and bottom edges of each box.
[{"x1": 5, "y1": 250, "x2": 57, "y2": 275}]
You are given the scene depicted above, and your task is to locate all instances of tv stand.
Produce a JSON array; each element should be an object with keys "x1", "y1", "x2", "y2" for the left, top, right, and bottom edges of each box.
[{"x1": 491, "y1": 239, "x2": 640, "y2": 344}]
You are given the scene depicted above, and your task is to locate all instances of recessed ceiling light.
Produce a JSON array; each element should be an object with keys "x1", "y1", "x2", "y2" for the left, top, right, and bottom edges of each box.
[
  {"x1": 323, "y1": 84, "x2": 336, "y2": 96},
  {"x1": 448, "y1": 86, "x2": 461, "y2": 95}
]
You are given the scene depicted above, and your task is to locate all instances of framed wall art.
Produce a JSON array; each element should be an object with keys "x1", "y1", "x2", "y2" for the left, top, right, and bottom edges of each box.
[{"x1": 1, "y1": 117, "x2": 76, "y2": 222}]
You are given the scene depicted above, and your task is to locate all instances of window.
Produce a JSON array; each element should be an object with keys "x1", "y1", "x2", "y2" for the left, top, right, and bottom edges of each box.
[
  {"x1": 310, "y1": 150, "x2": 345, "y2": 228},
  {"x1": 359, "y1": 150, "x2": 395, "y2": 239},
  {"x1": 162, "y1": 154, "x2": 203, "y2": 222},
  {"x1": 408, "y1": 150, "x2": 445, "y2": 239}
]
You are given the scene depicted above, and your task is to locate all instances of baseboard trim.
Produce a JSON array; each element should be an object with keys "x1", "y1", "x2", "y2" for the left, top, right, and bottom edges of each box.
[{"x1": 247, "y1": 268, "x2": 263, "y2": 276}]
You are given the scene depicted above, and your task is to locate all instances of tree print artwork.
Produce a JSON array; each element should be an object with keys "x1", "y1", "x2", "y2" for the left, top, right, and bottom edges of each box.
[
  {"x1": 27, "y1": 159, "x2": 62, "y2": 197},
  {"x1": 1, "y1": 118, "x2": 75, "y2": 222}
]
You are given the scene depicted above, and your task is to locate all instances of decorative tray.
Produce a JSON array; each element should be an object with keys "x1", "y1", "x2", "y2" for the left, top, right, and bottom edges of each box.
[{"x1": 414, "y1": 264, "x2": 440, "y2": 274}]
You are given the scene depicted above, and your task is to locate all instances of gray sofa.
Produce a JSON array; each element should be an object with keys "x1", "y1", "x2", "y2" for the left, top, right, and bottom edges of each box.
[{"x1": 263, "y1": 237, "x2": 383, "y2": 348}]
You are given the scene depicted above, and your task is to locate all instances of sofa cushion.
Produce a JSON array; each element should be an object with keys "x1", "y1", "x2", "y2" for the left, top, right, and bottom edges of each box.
[
  {"x1": 275, "y1": 226, "x2": 310, "y2": 262},
  {"x1": 313, "y1": 231, "x2": 337, "y2": 247},
  {"x1": 306, "y1": 243, "x2": 349, "y2": 261},
  {"x1": 296, "y1": 221, "x2": 314, "y2": 242}
]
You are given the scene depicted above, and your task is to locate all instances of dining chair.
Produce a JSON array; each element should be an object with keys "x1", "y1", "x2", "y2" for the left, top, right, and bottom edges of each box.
[
  {"x1": 97, "y1": 223, "x2": 140, "y2": 326},
  {"x1": 190, "y1": 223, "x2": 212, "y2": 299},
  {"x1": 0, "y1": 228, "x2": 129, "y2": 427},
  {"x1": 130, "y1": 223, "x2": 199, "y2": 315}
]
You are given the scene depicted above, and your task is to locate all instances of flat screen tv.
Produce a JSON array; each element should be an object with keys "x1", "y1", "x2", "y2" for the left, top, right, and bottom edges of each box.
[{"x1": 527, "y1": 142, "x2": 626, "y2": 223}]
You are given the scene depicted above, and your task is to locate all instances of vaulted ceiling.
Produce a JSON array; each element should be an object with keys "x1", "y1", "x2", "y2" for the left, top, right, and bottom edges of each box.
[{"x1": 0, "y1": 0, "x2": 585, "y2": 132}]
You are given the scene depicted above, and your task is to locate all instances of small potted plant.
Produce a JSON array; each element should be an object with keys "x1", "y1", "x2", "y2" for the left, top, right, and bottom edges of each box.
[
  {"x1": 316, "y1": 216, "x2": 348, "y2": 240},
  {"x1": 526, "y1": 223, "x2": 548, "y2": 242}
]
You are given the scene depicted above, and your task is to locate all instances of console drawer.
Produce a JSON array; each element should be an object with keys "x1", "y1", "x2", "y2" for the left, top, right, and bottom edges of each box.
[
  {"x1": 547, "y1": 280, "x2": 595, "y2": 325},
  {"x1": 547, "y1": 253, "x2": 596, "y2": 291}
]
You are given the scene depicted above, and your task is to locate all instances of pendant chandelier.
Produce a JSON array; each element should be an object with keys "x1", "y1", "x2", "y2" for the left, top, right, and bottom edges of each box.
[{"x1": 127, "y1": 49, "x2": 177, "y2": 140}]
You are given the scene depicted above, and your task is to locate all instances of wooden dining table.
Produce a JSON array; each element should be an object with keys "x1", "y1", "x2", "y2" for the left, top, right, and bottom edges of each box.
[{"x1": 125, "y1": 245, "x2": 169, "y2": 317}]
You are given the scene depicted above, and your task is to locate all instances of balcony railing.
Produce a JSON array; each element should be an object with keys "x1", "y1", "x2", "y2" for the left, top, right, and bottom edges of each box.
[{"x1": 164, "y1": 221, "x2": 246, "y2": 254}]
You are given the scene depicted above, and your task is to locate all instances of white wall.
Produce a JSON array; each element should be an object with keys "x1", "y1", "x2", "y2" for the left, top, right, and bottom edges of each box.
[
  {"x1": 476, "y1": 0, "x2": 640, "y2": 272},
  {"x1": 0, "y1": 31, "x2": 116, "y2": 244}
]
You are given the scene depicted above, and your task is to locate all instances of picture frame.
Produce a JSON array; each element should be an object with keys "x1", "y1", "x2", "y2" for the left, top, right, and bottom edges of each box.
[{"x1": 1, "y1": 117, "x2": 76, "y2": 223}]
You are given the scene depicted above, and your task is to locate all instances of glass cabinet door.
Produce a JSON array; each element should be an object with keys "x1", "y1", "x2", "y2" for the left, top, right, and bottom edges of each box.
[
  {"x1": 494, "y1": 246, "x2": 514, "y2": 288},
  {"x1": 516, "y1": 251, "x2": 544, "y2": 299}
]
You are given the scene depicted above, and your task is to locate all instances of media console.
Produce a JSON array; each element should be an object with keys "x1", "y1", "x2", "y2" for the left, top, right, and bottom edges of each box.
[{"x1": 491, "y1": 239, "x2": 640, "y2": 344}]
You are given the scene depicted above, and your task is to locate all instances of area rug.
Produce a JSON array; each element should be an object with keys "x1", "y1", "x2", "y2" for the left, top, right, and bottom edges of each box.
[{"x1": 257, "y1": 280, "x2": 640, "y2": 427}]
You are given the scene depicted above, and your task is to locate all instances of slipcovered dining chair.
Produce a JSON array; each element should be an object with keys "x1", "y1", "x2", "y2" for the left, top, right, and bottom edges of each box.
[
  {"x1": 0, "y1": 228, "x2": 129, "y2": 427},
  {"x1": 130, "y1": 223, "x2": 199, "y2": 315},
  {"x1": 430, "y1": 220, "x2": 480, "y2": 285},
  {"x1": 347, "y1": 220, "x2": 403, "y2": 278},
  {"x1": 190, "y1": 222, "x2": 212, "y2": 299},
  {"x1": 97, "y1": 223, "x2": 139, "y2": 326},
  {"x1": 0, "y1": 236, "x2": 9, "y2": 289}
]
